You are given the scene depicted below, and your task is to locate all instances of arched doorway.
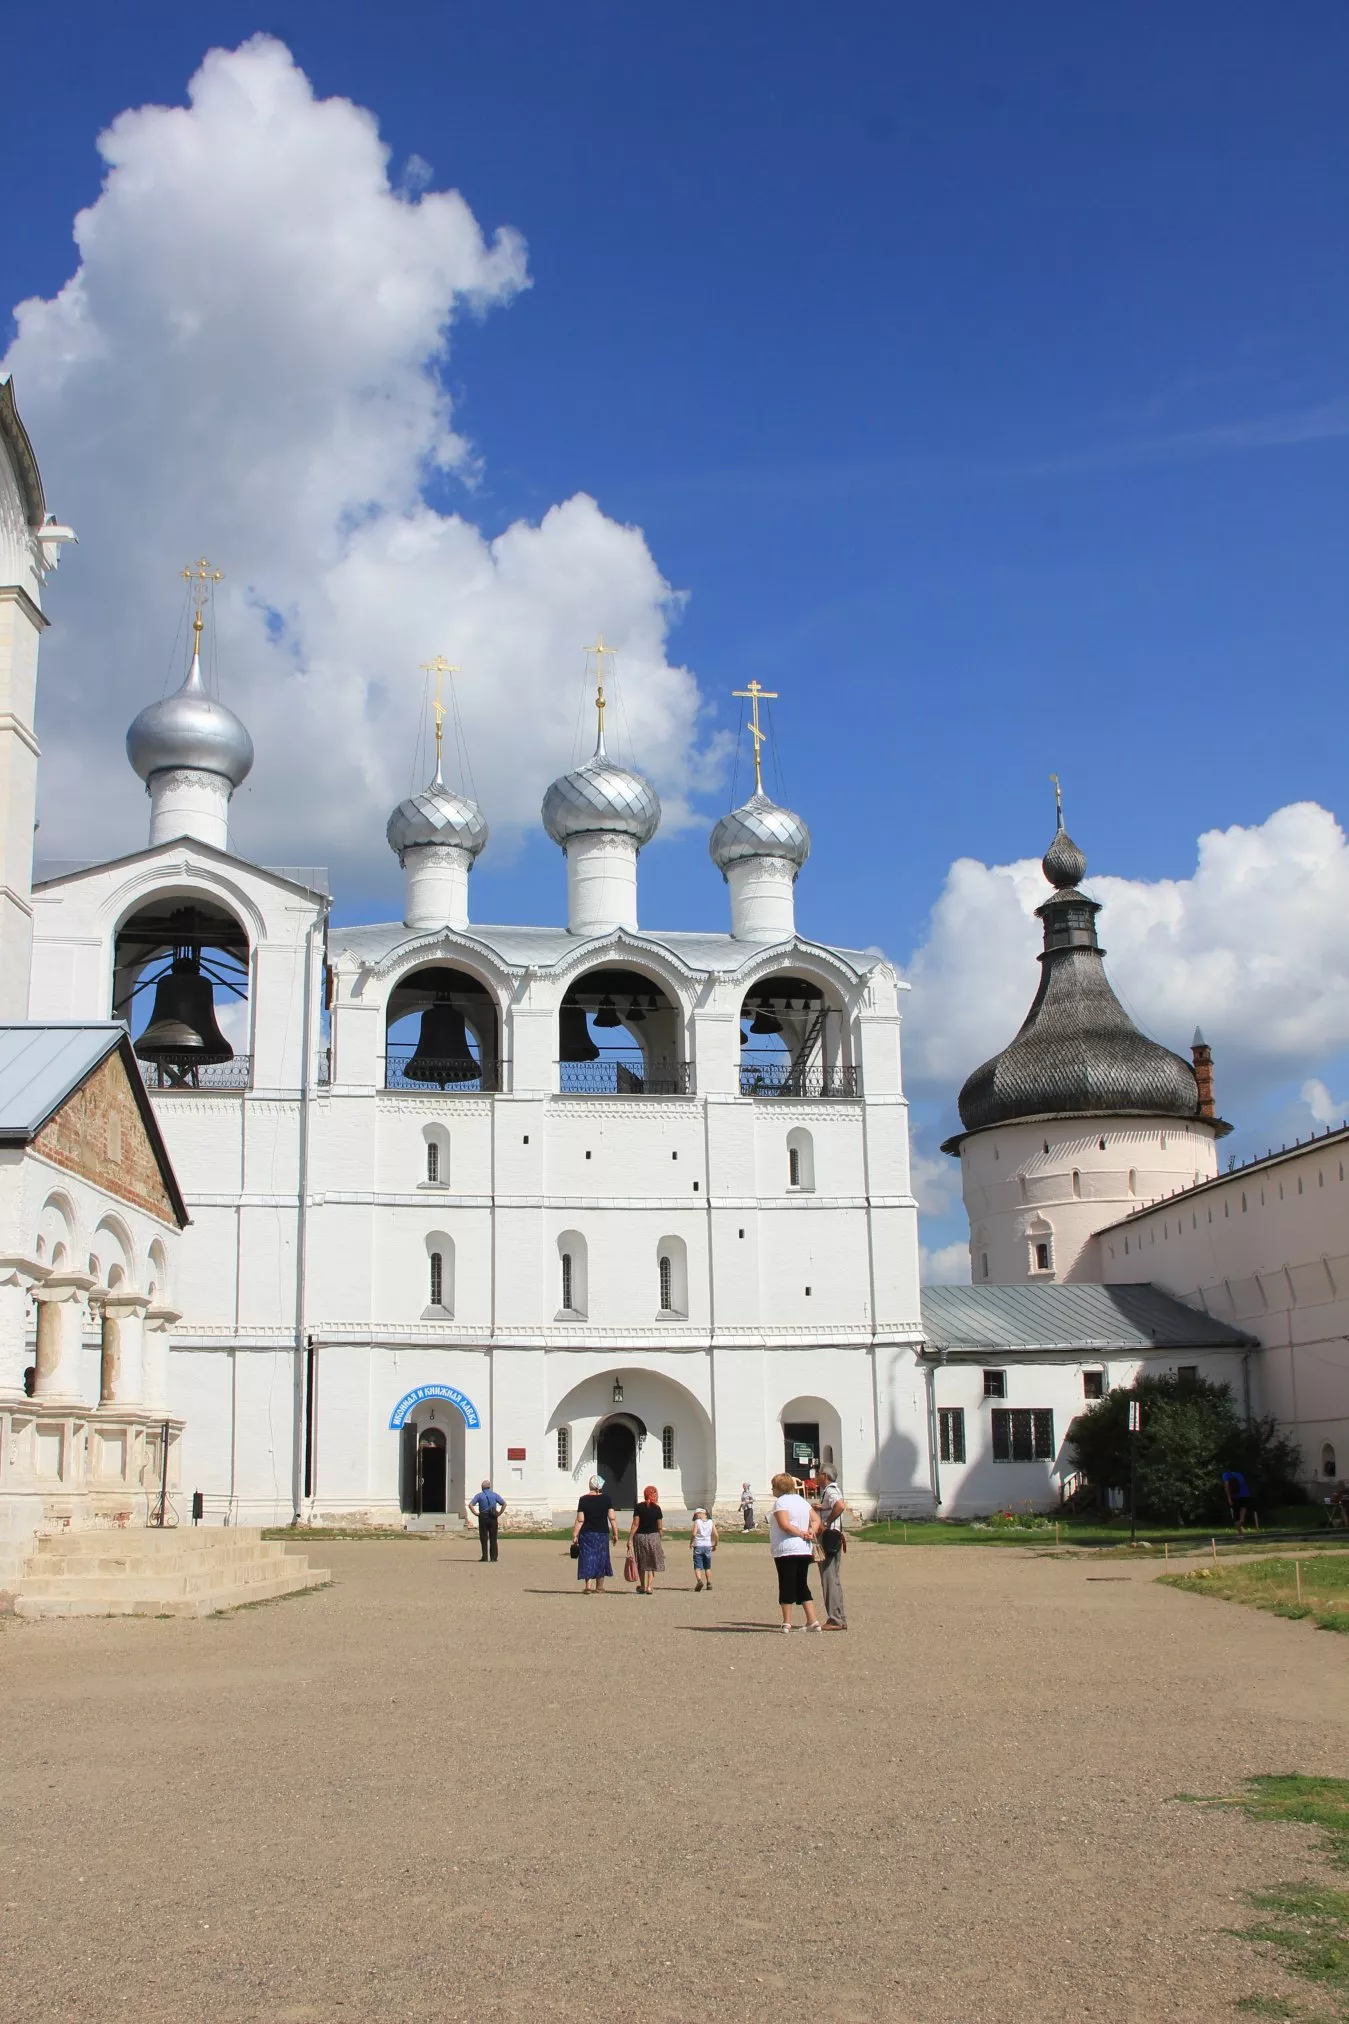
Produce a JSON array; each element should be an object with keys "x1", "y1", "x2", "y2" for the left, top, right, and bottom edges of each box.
[
  {"x1": 386, "y1": 964, "x2": 500, "y2": 1091},
  {"x1": 113, "y1": 896, "x2": 251, "y2": 1090},
  {"x1": 416, "y1": 1426, "x2": 448, "y2": 1514},
  {"x1": 595, "y1": 1417, "x2": 640, "y2": 1510}
]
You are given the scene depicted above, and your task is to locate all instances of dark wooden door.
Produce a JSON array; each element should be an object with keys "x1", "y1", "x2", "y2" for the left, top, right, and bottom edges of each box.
[
  {"x1": 418, "y1": 1430, "x2": 448, "y2": 1513},
  {"x1": 596, "y1": 1421, "x2": 638, "y2": 1510}
]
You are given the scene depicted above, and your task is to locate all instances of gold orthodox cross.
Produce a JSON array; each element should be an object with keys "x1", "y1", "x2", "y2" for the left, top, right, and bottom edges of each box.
[
  {"x1": 732, "y1": 678, "x2": 778, "y2": 794},
  {"x1": 1051, "y1": 772, "x2": 1063, "y2": 829},
  {"x1": 182, "y1": 556, "x2": 222, "y2": 652},
  {"x1": 420, "y1": 655, "x2": 460, "y2": 777},
  {"x1": 584, "y1": 635, "x2": 616, "y2": 740}
]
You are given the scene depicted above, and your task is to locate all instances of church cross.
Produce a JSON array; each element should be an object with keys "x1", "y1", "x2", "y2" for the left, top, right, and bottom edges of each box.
[
  {"x1": 182, "y1": 556, "x2": 222, "y2": 654},
  {"x1": 732, "y1": 678, "x2": 778, "y2": 794},
  {"x1": 584, "y1": 635, "x2": 616, "y2": 743},
  {"x1": 420, "y1": 655, "x2": 460, "y2": 780}
]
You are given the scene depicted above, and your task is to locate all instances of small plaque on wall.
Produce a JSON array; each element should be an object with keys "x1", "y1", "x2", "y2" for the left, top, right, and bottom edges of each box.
[{"x1": 506, "y1": 1446, "x2": 526, "y2": 1461}]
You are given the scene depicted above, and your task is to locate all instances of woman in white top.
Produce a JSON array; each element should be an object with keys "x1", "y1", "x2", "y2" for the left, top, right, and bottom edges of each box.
[{"x1": 769, "y1": 1470, "x2": 822, "y2": 1633}]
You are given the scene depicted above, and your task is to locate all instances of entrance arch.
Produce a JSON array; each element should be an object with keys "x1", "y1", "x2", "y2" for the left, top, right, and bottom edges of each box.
[
  {"x1": 594, "y1": 1415, "x2": 644, "y2": 1510},
  {"x1": 398, "y1": 1402, "x2": 467, "y2": 1517},
  {"x1": 548, "y1": 1369, "x2": 713, "y2": 1514}
]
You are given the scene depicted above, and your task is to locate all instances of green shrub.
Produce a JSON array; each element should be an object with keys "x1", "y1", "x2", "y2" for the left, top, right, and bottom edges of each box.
[{"x1": 1067, "y1": 1372, "x2": 1301, "y2": 1526}]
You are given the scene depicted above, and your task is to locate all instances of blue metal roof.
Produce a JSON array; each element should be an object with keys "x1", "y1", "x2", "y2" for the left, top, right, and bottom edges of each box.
[
  {"x1": 919, "y1": 1280, "x2": 1254, "y2": 1353},
  {"x1": 0, "y1": 1024, "x2": 125, "y2": 1139}
]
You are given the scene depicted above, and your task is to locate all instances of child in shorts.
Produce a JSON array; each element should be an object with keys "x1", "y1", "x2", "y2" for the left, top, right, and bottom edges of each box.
[{"x1": 690, "y1": 1509, "x2": 718, "y2": 1590}]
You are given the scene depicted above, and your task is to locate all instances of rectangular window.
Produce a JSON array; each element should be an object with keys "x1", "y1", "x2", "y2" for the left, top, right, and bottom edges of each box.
[
  {"x1": 938, "y1": 1407, "x2": 966, "y2": 1464},
  {"x1": 426, "y1": 1141, "x2": 440, "y2": 1184},
  {"x1": 788, "y1": 1146, "x2": 801, "y2": 1188},
  {"x1": 982, "y1": 1369, "x2": 1007, "y2": 1399},
  {"x1": 561, "y1": 1253, "x2": 574, "y2": 1311},
  {"x1": 659, "y1": 1256, "x2": 673, "y2": 1311},
  {"x1": 1176, "y1": 1365, "x2": 1198, "y2": 1383},
  {"x1": 661, "y1": 1426, "x2": 675, "y2": 1469},
  {"x1": 1082, "y1": 1370, "x2": 1105, "y2": 1401},
  {"x1": 429, "y1": 1252, "x2": 443, "y2": 1307},
  {"x1": 557, "y1": 1426, "x2": 570, "y2": 1471},
  {"x1": 1033, "y1": 1240, "x2": 1051, "y2": 1271},
  {"x1": 991, "y1": 1409, "x2": 1055, "y2": 1462}
]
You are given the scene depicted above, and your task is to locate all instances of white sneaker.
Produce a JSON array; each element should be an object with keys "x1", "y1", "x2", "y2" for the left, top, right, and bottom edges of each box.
[{"x1": 781, "y1": 1622, "x2": 793, "y2": 1634}]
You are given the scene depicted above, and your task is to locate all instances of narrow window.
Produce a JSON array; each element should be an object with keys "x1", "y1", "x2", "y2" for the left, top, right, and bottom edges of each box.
[
  {"x1": 1033, "y1": 1241, "x2": 1051, "y2": 1272},
  {"x1": 429, "y1": 1251, "x2": 443, "y2": 1307},
  {"x1": 1071, "y1": 1169, "x2": 1081, "y2": 1198},
  {"x1": 938, "y1": 1407, "x2": 966, "y2": 1463},
  {"x1": 557, "y1": 1426, "x2": 570, "y2": 1471},
  {"x1": 427, "y1": 1140, "x2": 440, "y2": 1184},
  {"x1": 788, "y1": 1146, "x2": 801, "y2": 1188},
  {"x1": 561, "y1": 1252, "x2": 574, "y2": 1311},
  {"x1": 1098, "y1": 1137, "x2": 1107, "y2": 1151},
  {"x1": 659, "y1": 1255, "x2": 673, "y2": 1311},
  {"x1": 1127, "y1": 1168, "x2": 1137, "y2": 1197},
  {"x1": 982, "y1": 1369, "x2": 1006, "y2": 1400},
  {"x1": 1082, "y1": 1370, "x2": 1105, "y2": 1401},
  {"x1": 980, "y1": 1252, "x2": 989, "y2": 1280},
  {"x1": 1322, "y1": 1443, "x2": 1337, "y2": 1479},
  {"x1": 661, "y1": 1425, "x2": 675, "y2": 1469}
]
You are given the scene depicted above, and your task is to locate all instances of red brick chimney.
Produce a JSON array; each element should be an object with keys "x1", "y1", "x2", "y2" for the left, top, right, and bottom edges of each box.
[{"x1": 1191, "y1": 1026, "x2": 1215, "y2": 1120}]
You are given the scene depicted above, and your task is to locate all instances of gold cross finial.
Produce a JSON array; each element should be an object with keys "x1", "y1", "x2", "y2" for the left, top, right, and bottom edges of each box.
[
  {"x1": 584, "y1": 635, "x2": 616, "y2": 751},
  {"x1": 1051, "y1": 772, "x2": 1063, "y2": 830},
  {"x1": 182, "y1": 556, "x2": 222, "y2": 655},
  {"x1": 419, "y1": 656, "x2": 460, "y2": 783},
  {"x1": 732, "y1": 678, "x2": 779, "y2": 794}
]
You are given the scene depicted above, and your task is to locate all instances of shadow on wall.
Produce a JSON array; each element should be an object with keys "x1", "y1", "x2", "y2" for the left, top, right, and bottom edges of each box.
[{"x1": 868, "y1": 1347, "x2": 931, "y2": 1512}]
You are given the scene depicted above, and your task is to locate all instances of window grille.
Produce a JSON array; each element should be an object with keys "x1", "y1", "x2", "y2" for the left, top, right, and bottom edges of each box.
[
  {"x1": 991, "y1": 1409, "x2": 1054, "y2": 1462},
  {"x1": 1082, "y1": 1370, "x2": 1105, "y2": 1401},
  {"x1": 429, "y1": 1251, "x2": 443, "y2": 1307},
  {"x1": 938, "y1": 1407, "x2": 965, "y2": 1463},
  {"x1": 661, "y1": 1425, "x2": 675, "y2": 1469},
  {"x1": 427, "y1": 1140, "x2": 440, "y2": 1184},
  {"x1": 982, "y1": 1369, "x2": 1006, "y2": 1399},
  {"x1": 658, "y1": 1255, "x2": 673, "y2": 1311},
  {"x1": 788, "y1": 1146, "x2": 801, "y2": 1187},
  {"x1": 561, "y1": 1252, "x2": 574, "y2": 1311},
  {"x1": 557, "y1": 1426, "x2": 570, "y2": 1471}
]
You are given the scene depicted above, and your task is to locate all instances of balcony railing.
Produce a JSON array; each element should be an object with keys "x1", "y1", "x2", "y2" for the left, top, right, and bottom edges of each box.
[
  {"x1": 316, "y1": 1047, "x2": 331, "y2": 1087},
  {"x1": 739, "y1": 1059, "x2": 861, "y2": 1099},
  {"x1": 558, "y1": 1056, "x2": 693, "y2": 1096},
  {"x1": 384, "y1": 1046, "x2": 502, "y2": 1093},
  {"x1": 138, "y1": 1055, "x2": 254, "y2": 1092}
]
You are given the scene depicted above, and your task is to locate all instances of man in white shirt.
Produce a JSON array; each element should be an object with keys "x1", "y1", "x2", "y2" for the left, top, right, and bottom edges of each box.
[{"x1": 817, "y1": 1467, "x2": 848, "y2": 1629}]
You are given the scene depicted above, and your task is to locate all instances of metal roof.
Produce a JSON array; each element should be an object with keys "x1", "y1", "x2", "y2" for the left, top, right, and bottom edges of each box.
[
  {"x1": 0, "y1": 1024, "x2": 125, "y2": 1138},
  {"x1": 919, "y1": 1280, "x2": 1254, "y2": 1354},
  {"x1": 332, "y1": 920, "x2": 878, "y2": 979}
]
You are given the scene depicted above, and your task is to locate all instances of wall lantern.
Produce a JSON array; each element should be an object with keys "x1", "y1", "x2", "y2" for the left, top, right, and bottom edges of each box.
[{"x1": 612, "y1": 1378, "x2": 624, "y2": 1405}]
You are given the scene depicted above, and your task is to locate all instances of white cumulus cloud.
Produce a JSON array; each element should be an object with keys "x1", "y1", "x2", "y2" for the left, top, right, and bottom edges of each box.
[
  {"x1": 4, "y1": 36, "x2": 711, "y2": 885},
  {"x1": 903, "y1": 801, "x2": 1349, "y2": 1128}
]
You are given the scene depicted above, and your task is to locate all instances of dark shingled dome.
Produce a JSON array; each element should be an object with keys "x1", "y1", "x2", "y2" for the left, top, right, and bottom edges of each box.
[{"x1": 951, "y1": 824, "x2": 1200, "y2": 1138}]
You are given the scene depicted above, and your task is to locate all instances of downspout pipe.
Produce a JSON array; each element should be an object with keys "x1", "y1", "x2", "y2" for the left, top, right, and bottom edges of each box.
[
  {"x1": 922, "y1": 1349, "x2": 943, "y2": 1510},
  {"x1": 292, "y1": 898, "x2": 331, "y2": 1522}
]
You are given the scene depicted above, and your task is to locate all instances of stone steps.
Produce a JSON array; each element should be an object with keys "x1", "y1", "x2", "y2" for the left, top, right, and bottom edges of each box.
[{"x1": 14, "y1": 1527, "x2": 330, "y2": 1619}]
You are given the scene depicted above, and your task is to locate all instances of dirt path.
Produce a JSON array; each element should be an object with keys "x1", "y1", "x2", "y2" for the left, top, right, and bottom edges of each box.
[{"x1": 2, "y1": 1537, "x2": 1345, "y2": 2023}]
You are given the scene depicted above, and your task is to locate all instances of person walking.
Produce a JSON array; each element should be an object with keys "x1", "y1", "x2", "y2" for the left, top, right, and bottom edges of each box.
[
  {"x1": 467, "y1": 1479, "x2": 506, "y2": 1562},
  {"x1": 571, "y1": 1475, "x2": 619, "y2": 1592},
  {"x1": 690, "y1": 1508, "x2": 718, "y2": 1591},
  {"x1": 1221, "y1": 1467, "x2": 1252, "y2": 1535},
  {"x1": 769, "y1": 1470, "x2": 822, "y2": 1633},
  {"x1": 739, "y1": 1482, "x2": 755, "y2": 1531},
  {"x1": 816, "y1": 1466, "x2": 849, "y2": 1629},
  {"x1": 629, "y1": 1484, "x2": 666, "y2": 1594}
]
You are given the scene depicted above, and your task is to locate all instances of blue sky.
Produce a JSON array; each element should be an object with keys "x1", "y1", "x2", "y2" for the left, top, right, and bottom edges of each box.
[{"x1": 4, "y1": 5, "x2": 1348, "y2": 1260}]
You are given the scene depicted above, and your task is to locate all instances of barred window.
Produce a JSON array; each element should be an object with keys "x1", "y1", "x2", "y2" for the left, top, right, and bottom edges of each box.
[
  {"x1": 982, "y1": 1369, "x2": 1006, "y2": 1399},
  {"x1": 561, "y1": 1252, "x2": 574, "y2": 1311},
  {"x1": 662, "y1": 1425, "x2": 675, "y2": 1469},
  {"x1": 788, "y1": 1146, "x2": 801, "y2": 1187},
  {"x1": 938, "y1": 1407, "x2": 965, "y2": 1464},
  {"x1": 427, "y1": 1140, "x2": 440, "y2": 1184},
  {"x1": 429, "y1": 1251, "x2": 443, "y2": 1307},
  {"x1": 991, "y1": 1409, "x2": 1054, "y2": 1462},
  {"x1": 557, "y1": 1426, "x2": 570, "y2": 1471},
  {"x1": 1082, "y1": 1370, "x2": 1105, "y2": 1401},
  {"x1": 659, "y1": 1255, "x2": 673, "y2": 1311}
]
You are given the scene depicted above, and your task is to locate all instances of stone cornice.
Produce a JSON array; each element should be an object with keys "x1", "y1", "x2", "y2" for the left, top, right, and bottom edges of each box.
[{"x1": 0, "y1": 582, "x2": 47, "y2": 630}]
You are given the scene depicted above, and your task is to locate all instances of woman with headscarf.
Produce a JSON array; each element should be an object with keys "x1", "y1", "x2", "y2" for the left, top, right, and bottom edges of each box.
[
  {"x1": 628, "y1": 1483, "x2": 666, "y2": 1595},
  {"x1": 571, "y1": 1475, "x2": 619, "y2": 1593}
]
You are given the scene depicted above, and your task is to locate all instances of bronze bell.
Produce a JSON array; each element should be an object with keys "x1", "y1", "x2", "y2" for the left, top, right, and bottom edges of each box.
[
  {"x1": 135, "y1": 955, "x2": 234, "y2": 1066},
  {"x1": 749, "y1": 999, "x2": 783, "y2": 1036},
  {"x1": 593, "y1": 995, "x2": 622, "y2": 1029},
  {"x1": 559, "y1": 1004, "x2": 599, "y2": 1063},
  {"x1": 405, "y1": 995, "x2": 475, "y2": 1086}
]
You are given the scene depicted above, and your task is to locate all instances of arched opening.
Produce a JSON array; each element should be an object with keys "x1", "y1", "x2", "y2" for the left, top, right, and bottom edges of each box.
[
  {"x1": 556, "y1": 1230, "x2": 588, "y2": 1317},
  {"x1": 147, "y1": 1239, "x2": 169, "y2": 1304},
  {"x1": 424, "y1": 1233, "x2": 454, "y2": 1316},
  {"x1": 779, "y1": 1394, "x2": 844, "y2": 1493},
  {"x1": 557, "y1": 965, "x2": 687, "y2": 1095},
  {"x1": 738, "y1": 972, "x2": 856, "y2": 1099},
  {"x1": 422, "y1": 1123, "x2": 451, "y2": 1188},
  {"x1": 549, "y1": 1369, "x2": 714, "y2": 1513},
  {"x1": 1027, "y1": 1217, "x2": 1054, "y2": 1276},
  {"x1": 114, "y1": 896, "x2": 250, "y2": 1091},
  {"x1": 656, "y1": 1234, "x2": 688, "y2": 1316},
  {"x1": 1323, "y1": 1443, "x2": 1338, "y2": 1480},
  {"x1": 786, "y1": 1126, "x2": 815, "y2": 1192},
  {"x1": 417, "y1": 1426, "x2": 448, "y2": 1513},
  {"x1": 386, "y1": 964, "x2": 501, "y2": 1093},
  {"x1": 595, "y1": 1415, "x2": 641, "y2": 1510}
]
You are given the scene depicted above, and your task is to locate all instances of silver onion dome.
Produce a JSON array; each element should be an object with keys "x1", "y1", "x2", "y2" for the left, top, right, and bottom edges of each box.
[
  {"x1": 387, "y1": 770, "x2": 489, "y2": 862},
  {"x1": 709, "y1": 790, "x2": 811, "y2": 876},
  {"x1": 126, "y1": 648, "x2": 254, "y2": 789},
  {"x1": 541, "y1": 733, "x2": 661, "y2": 850}
]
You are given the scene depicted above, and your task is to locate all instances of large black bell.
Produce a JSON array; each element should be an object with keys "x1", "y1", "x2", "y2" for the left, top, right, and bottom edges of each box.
[
  {"x1": 749, "y1": 1000, "x2": 783, "y2": 1036},
  {"x1": 592, "y1": 995, "x2": 622, "y2": 1029},
  {"x1": 135, "y1": 956, "x2": 234, "y2": 1066},
  {"x1": 405, "y1": 996, "x2": 475, "y2": 1086},
  {"x1": 559, "y1": 1005, "x2": 600, "y2": 1063}
]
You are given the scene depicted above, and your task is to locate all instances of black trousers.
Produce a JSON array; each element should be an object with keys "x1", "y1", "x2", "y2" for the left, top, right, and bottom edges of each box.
[{"x1": 478, "y1": 1512, "x2": 499, "y2": 1561}]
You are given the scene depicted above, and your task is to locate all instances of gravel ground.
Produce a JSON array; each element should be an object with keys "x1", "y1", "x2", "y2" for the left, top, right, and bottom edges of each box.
[{"x1": 2, "y1": 1535, "x2": 1346, "y2": 2024}]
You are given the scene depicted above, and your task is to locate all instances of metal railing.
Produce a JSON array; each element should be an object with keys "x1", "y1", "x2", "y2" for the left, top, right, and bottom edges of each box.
[
  {"x1": 315, "y1": 1047, "x2": 331, "y2": 1087},
  {"x1": 739, "y1": 1059, "x2": 862, "y2": 1099},
  {"x1": 558, "y1": 1056, "x2": 693, "y2": 1096},
  {"x1": 384, "y1": 1045, "x2": 502, "y2": 1093},
  {"x1": 138, "y1": 1055, "x2": 253, "y2": 1092}
]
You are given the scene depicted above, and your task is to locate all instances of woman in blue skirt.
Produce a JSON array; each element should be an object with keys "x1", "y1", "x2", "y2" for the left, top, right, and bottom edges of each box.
[{"x1": 571, "y1": 1475, "x2": 619, "y2": 1592}]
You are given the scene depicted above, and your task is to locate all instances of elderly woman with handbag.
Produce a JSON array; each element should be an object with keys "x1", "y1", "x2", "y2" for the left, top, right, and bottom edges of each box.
[{"x1": 571, "y1": 1476, "x2": 619, "y2": 1592}]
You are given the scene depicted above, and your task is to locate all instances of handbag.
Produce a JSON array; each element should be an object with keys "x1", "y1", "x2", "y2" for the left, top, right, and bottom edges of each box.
[
  {"x1": 623, "y1": 1550, "x2": 638, "y2": 1584},
  {"x1": 569, "y1": 1542, "x2": 580, "y2": 1559}
]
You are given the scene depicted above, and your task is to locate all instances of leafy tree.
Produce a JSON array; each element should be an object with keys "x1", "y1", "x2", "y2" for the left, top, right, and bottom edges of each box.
[{"x1": 1067, "y1": 1372, "x2": 1302, "y2": 1525}]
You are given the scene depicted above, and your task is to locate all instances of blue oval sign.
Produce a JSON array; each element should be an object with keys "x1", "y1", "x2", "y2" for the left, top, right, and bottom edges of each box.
[{"x1": 389, "y1": 1384, "x2": 481, "y2": 1431}]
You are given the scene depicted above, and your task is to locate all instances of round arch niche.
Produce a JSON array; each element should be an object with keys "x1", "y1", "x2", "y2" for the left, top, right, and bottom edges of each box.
[
  {"x1": 557, "y1": 964, "x2": 686, "y2": 1095},
  {"x1": 385, "y1": 964, "x2": 500, "y2": 1092},
  {"x1": 738, "y1": 971, "x2": 856, "y2": 1099},
  {"x1": 114, "y1": 896, "x2": 250, "y2": 1090}
]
